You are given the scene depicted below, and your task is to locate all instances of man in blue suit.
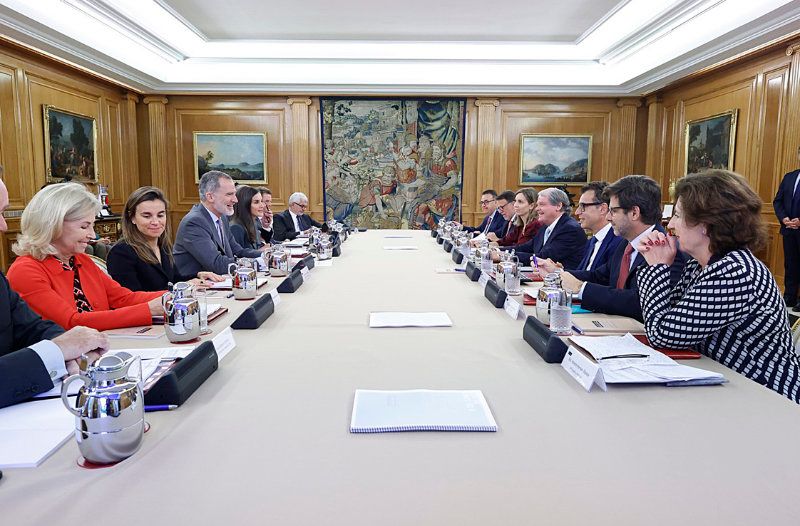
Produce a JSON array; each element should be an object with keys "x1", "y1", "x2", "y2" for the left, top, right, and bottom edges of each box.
[
  {"x1": 773, "y1": 146, "x2": 800, "y2": 308},
  {"x1": 574, "y1": 181, "x2": 623, "y2": 271},
  {"x1": 462, "y1": 189, "x2": 508, "y2": 238},
  {"x1": 173, "y1": 171, "x2": 266, "y2": 277},
  {"x1": 516, "y1": 188, "x2": 587, "y2": 270},
  {"x1": 560, "y1": 175, "x2": 684, "y2": 321}
]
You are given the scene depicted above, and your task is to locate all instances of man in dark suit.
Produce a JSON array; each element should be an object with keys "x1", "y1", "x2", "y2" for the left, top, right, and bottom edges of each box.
[
  {"x1": 173, "y1": 171, "x2": 266, "y2": 277},
  {"x1": 773, "y1": 146, "x2": 800, "y2": 309},
  {"x1": 462, "y1": 189, "x2": 508, "y2": 238},
  {"x1": 486, "y1": 191, "x2": 516, "y2": 241},
  {"x1": 0, "y1": 175, "x2": 108, "y2": 409},
  {"x1": 273, "y1": 192, "x2": 324, "y2": 242},
  {"x1": 560, "y1": 175, "x2": 685, "y2": 321},
  {"x1": 516, "y1": 188, "x2": 587, "y2": 270},
  {"x1": 574, "y1": 181, "x2": 623, "y2": 271}
]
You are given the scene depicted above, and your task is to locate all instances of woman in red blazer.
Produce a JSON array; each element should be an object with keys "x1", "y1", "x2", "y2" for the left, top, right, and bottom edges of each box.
[
  {"x1": 8, "y1": 183, "x2": 164, "y2": 331},
  {"x1": 496, "y1": 188, "x2": 541, "y2": 249}
]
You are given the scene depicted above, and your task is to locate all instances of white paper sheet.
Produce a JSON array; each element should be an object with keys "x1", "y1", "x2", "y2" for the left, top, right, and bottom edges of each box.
[
  {"x1": 315, "y1": 259, "x2": 333, "y2": 267},
  {"x1": 369, "y1": 312, "x2": 452, "y2": 328},
  {"x1": 0, "y1": 398, "x2": 75, "y2": 468},
  {"x1": 383, "y1": 246, "x2": 418, "y2": 250}
]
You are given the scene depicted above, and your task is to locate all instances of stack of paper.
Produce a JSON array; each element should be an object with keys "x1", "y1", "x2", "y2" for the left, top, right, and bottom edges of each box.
[
  {"x1": 569, "y1": 333, "x2": 725, "y2": 386},
  {"x1": 350, "y1": 389, "x2": 497, "y2": 433},
  {"x1": 0, "y1": 398, "x2": 74, "y2": 468},
  {"x1": 369, "y1": 312, "x2": 452, "y2": 328}
]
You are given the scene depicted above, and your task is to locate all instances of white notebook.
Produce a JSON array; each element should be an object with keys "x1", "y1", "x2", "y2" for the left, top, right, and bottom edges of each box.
[{"x1": 350, "y1": 389, "x2": 498, "y2": 433}]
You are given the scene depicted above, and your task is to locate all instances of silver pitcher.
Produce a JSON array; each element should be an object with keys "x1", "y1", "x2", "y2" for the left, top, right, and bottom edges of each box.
[
  {"x1": 60, "y1": 352, "x2": 145, "y2": 464},
  {"x1": 162, "y1": 289, "x2": 201, "y2": 342},
  {"x1": 270, "y1": 244, "x2": 290, "y2": 277},
  {"x1": 228, "y1": 258, "x2": 257, "y2": 300}
]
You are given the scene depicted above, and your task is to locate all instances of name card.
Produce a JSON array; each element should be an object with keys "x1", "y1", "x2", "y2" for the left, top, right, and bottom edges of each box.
[
  {"x1": 300, "y1": 267, "x2": 310, "y2": 280},
  {"x1": 212, "y1": 327, "x2": 237, "y2": 363},
  {"x1": 478, "y1": 272, "x2": 490, "y2": 288},
  {"x1": 268, "y1": 288, "x2": 281, "y2": 306},
  {"x1": 561, "y1": 346, "x2": 607, "y2": 392},
  {"x1": 503, "y1": 296, "x2": 524, "y2": 320}
]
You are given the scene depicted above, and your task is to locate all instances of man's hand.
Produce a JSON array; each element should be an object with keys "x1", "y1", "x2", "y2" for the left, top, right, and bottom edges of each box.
[
  {"x1": 52, "y1": 327, "x2": 109, "y2": 373},
  {"x1": 537, "y1": 258, "x2": 562, "y2": 274},
  {"x1": 261, "y1": 211, "x2": 273, "y2": 229},
  {"x1": 486, "y1": 233, "x2": 499, "y2": 242},
  {"x1": 560, "y1": 272, "x2": 584, "y2": 294}
]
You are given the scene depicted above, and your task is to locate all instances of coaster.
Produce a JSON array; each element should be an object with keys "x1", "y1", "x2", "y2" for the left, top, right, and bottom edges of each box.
[{"x1": 76, "y1": 422, "x2": 150, "y2": 469}]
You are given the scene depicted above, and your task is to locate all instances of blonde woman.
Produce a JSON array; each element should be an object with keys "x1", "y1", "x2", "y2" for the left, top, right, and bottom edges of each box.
[{"x1": 8, "y1": 183, "x2": 163, "y2": 330}]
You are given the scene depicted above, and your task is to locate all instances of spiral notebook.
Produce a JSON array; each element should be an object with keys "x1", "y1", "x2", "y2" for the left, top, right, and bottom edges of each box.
[{"x1": 350, "y1": 389, "x2": 497, "y2": 433}]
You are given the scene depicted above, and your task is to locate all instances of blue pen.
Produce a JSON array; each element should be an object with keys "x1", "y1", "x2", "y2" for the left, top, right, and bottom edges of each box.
[
  {"x1": 532, "y1": 254, "x2": 539, "y2": 271},
  {"x1": 144, "y1": 404, "x2": 178, "y2": 412}
]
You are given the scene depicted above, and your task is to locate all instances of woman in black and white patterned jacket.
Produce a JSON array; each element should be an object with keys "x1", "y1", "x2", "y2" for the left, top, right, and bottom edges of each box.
[{"x1": 636, "y1": 169, "x2": 800, "y2": 404}]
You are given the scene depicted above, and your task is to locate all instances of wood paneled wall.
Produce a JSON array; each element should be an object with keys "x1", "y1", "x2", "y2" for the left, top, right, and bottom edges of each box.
[
  {"x1": 2, "y1": 36, "x2": 800, "y2": 284},
  {"x1": 0, "y1": 41, "x2": 137, "y2": 268},
  {"x1": 646, "y1": 39, "x2": 800, "y2": 287}
]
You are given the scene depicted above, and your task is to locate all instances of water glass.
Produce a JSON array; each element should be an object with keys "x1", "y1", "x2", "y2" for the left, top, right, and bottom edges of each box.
[{"x1": 195, "y1": 288, "x2": 210, "y2": 335}]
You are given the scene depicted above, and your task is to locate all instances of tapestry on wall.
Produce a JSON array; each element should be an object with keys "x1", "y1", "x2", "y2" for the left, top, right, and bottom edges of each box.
[{"x1": 321, "y1": 98, "x2": 465, "y2": 229}]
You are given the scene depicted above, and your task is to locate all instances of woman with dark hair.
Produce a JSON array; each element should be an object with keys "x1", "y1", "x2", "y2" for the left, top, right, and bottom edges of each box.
[
  {"x1": 107, "y1": 186, "x2": 223, "y2": 291},
  {"x1": 494, "y1": 188, "x2": 541, "y2": 249},
  {"x1": 230, "y1": 185, "x2": 268, "y2": 250},
  {"x1": 637, "y1": 170, "x2": 800, "y2": 403}
]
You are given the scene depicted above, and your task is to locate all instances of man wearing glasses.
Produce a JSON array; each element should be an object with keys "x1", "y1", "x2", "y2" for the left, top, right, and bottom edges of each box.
[
  {"x1": 461, "y1": 189, "x2": 508, "y2": 238},
  {"x1": 273, "y1": 192, "x2": 323, "y2": 242},
  {"x1": 486, "y1": 191, "x2": 517, "y2": 241},
  {"x1": 559, "y1": 175, "x2": 684, "y2": 321}
]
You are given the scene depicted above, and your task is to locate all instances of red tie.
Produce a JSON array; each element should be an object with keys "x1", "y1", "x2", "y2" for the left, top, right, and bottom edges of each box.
[{"x1": 616, "y1": 243, "x2": 634, "y2": 289}]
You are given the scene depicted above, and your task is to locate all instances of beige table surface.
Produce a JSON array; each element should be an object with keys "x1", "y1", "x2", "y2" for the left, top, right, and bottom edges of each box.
[{"x1": 2, "y1": 230, "x2": 799, "y2": 526}]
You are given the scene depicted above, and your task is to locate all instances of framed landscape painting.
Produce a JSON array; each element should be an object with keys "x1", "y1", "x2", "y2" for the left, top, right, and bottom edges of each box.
[
  {"x1": 193, "y1": 132, "x2": 267, "y2": 183},
  {"x1": 43, "y1": 105, "x2": 98, "y2": 183},
  {"x1": 519, "y1": 134, "x2": 592, "y2": 186},
  {"x1": 685, "y1": 110, "x2": 737, "y2": 174}
]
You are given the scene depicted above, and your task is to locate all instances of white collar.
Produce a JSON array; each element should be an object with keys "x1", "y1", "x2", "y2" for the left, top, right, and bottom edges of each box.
[
  {"x1": 594, "y1": 223, "x2": 612, "y2": 243},
  {"x1": 628, "y1": 225, "x2": 657, "y2": 255}
]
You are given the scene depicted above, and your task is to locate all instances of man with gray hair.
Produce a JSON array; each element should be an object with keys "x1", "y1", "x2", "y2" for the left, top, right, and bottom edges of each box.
[
  {"x1": 516, "y1": 187, "x2": 587, "y2": 269},
  {"x1": 173, "y1": 170, "x2": 266, "y2": 277},
  {"x1": 273, "y1": 191, "x2": 323, "y2": 242}
]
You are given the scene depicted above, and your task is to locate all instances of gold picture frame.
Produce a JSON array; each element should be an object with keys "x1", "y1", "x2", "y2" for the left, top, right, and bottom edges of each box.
[
  {"x1": 193, "y1": 131, "x2": 268, "y2": 184},
  {"x1": 43, "y1": 105, "x2": 98, "y2": 183},
  {"x1": 519, "y1": 133, "x2": 592, "y2": 186},
  {"x1": 684, "y1": 109, "x2": 737, "y2": 174}
]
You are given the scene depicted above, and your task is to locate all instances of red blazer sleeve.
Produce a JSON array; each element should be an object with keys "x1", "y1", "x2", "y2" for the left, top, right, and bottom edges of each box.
[
  {"x1": 515, "y1": 220, "x2": 541, "y2": 246},
  {"x1": 7, "y1": 255, "x2": 163, "y2": 331},
  {"x1": 497, "y1": 224, "x2": 519, "y2": 247}
]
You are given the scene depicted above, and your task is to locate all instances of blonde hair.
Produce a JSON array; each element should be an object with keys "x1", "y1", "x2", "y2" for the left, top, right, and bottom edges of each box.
[{"x1": 13, "y1": 183, "x2": 100, "y2": 260}]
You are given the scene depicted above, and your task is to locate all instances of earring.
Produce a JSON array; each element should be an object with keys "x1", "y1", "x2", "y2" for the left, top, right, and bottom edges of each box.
[{"x1": 702, "y1": 229, "x2": 707, "y2": 235}]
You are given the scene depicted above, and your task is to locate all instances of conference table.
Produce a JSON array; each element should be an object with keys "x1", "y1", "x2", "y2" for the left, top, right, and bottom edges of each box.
[{"x1": 2, "y1": 230, "x2": 800, "y2": 525}]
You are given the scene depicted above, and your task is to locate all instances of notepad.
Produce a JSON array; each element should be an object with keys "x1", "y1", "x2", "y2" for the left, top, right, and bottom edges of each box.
[
  {"x1": 0, "y1": 398, "x2": 75, "y2": 468},
  {"x1": 104, "y1": 325, "x2": 166, "y2": 339},
  {"x1": 369, "y1": 312, "x2": 452, "y2": 328},
  {"x1": 350, "y1": 389, "x2": 497, "y2": 433},
  {"x1": 383, "y1": 245, "x2": 418, "y2": 250},
  {"x1": 210, "y1": 277, "x2": 268, "y2": 289}
]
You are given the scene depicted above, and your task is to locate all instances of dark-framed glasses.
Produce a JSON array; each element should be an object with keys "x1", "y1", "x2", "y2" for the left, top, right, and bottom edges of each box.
[
  {"x1": 577, "y1": 202, "x2": 603, "y2": 212},
  {"x1": 479, "y1": 199, "x2": 496, "y2": 206}
]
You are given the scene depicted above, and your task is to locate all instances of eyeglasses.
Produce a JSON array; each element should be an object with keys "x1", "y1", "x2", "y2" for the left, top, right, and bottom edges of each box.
[
  {"x1": 292, "y1": 203, "x2": 308, "y2": 210},
  {"x1": 479, "y1": 199, "x2": 496, "y2": 206},
  {"x1": 577, "y1": 202, "x2": 603, "y2": 212},
  {"x1": 608, "y1": 206, "x2": 628, "y2": 214},
  {"x1": 497, "y1": 201, "x2": 512, "y2": 209}
]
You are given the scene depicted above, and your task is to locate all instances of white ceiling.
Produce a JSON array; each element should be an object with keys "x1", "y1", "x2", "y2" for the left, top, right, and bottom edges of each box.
[
  {"x1": 0, "y1": 0, "x2": 798, "y2": 95},
  {"x1": 158, "y1": 0, "x2": 623, "y2": 42}
]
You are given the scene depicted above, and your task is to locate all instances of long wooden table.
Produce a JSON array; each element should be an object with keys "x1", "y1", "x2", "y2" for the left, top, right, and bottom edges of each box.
[{"x1": 2, "y1": 230, "x2": 799, "y2": 525}]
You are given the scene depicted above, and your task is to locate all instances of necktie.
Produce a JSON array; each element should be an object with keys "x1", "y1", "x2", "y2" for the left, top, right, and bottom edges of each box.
[
  {"x1": 616, "y1": 243, "x2": 634, "y2": 289},
  {"x1": 792, "y1": 178, "x2": 800, "y2": 218},
  {"x1": 582, "y1": 236, "x2": 598, "y2": 270},
  {"x1": 483, "y1": 212, "x2": 494, "y2": 235},
  {"x1": 216, "y1": 219, "x2": 224, "y2": 246},
  {"x1": 543, "y1": 225, "x2": 553, "y2": 246}
]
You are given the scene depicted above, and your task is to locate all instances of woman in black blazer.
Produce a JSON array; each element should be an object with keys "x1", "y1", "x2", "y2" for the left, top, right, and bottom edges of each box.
[
  {"x1": 108, "y1": 186, "x2": 223, "y2": 291},
  {"x1": 230, "y1": 185, "x2": 268, "y2": 250}
]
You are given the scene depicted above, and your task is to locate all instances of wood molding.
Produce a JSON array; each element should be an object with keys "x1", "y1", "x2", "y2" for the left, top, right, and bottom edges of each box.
[
  {"x1": 144, "y1": 96, "x2": 169, "y2": 193},
  {"x1": 289, "y1": 98, "x2": 310, "y2": 196},
  {"x1": 474, "y1": 99, "x2": 498, "y2": 210},
  {"x1": 782, "y1": 46, "x2": 800, "y2": 176},
  {"x1": 645, "y1": 98, "x2": 664, "y2": 183},
  {"x1": 123, "y1": 92, "x2": 139, "y2": 197}
]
